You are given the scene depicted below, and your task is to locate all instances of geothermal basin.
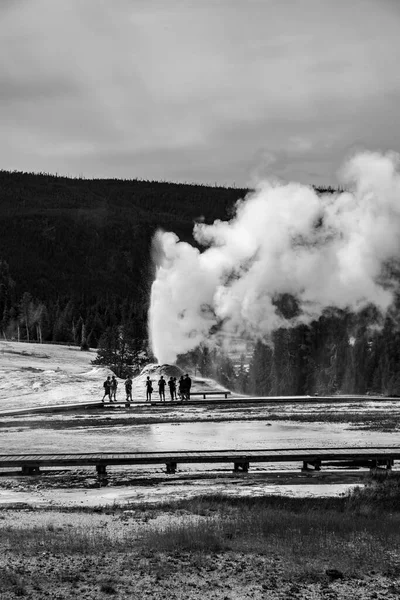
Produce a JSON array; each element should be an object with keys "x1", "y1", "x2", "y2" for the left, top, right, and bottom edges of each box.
[{"x1": 1, "y1": 341, "x2": 400, "y2": 506}]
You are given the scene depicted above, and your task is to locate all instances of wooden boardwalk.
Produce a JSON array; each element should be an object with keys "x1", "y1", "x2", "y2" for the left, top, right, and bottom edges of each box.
[
  {"x1": 0, "y1": 447, "x2": 398, "y2": 475},
  {"x1": 1, "y1": 394, "x2": 399, "y2": 418}
]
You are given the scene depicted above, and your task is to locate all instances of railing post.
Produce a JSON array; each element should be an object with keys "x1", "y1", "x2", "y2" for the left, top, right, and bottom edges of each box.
[
  {"x1": 22, "y1": 465, "x2": 40, "y2": 475},
  {"x1": 302, "y1": 459, "x2": 321, "y2": 471},
  {"x1": 166, "y1": 461, "x2": 177, "y2": 474},
  {"x1": 233, "y1": 461, "x2": 249, "y2": 473}
]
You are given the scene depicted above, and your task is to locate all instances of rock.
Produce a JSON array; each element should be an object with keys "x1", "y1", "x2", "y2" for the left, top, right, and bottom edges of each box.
[{"x1": 325, "y1": 568, "x2": 344, "y2": 580}]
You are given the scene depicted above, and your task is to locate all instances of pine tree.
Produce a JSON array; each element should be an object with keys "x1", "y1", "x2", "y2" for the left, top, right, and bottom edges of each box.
[
  {"x1": 92, "y1": 325, "x2": 149, "y2": 377},
  {"x1": 0, "y1": 260, "x2": 15, "y2": 339},
  {"x1": 248, "y1": 341, "x2": 273, "y2": 395},
  {"x1": 214, "y1": 353, "x2": 236, "y2": 389},
  {"x1": 236, "y1": 353, "x2": 249, "y2": 394},
  {"x1": 19, "y1": 292, "x2": 34, "y2": 341}
]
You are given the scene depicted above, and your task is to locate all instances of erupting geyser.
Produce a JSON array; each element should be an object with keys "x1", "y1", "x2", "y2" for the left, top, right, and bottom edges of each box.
[{"x1": 149, "y1": 151, "x2": 400, "y2": 364}]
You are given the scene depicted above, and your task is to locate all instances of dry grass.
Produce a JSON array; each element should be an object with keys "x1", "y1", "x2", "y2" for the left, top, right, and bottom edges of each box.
[
  {"x1": 138, "y1": 473, "x2": 400, "y2": 576},
  {"x1": 1, "y1": 473, "x2": 400, "y2": 588},
  {"x1": 141, "y1": 500, "x2": 400, "y2": 576},
  {"x1": 2, "y1": 524, "x2": 119, "y2": 555}
]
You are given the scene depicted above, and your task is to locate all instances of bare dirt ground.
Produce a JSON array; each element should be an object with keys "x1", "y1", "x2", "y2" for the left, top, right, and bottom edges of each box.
[{"x1": 0, "y1": 468, "x2": 367, "y2": 509}]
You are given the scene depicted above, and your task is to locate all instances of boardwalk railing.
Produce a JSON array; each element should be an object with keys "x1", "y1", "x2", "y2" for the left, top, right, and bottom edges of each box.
[
  {"x1": 190, "y1": 391, "x2": 231, "y2": 399},
  {"x1": 0, "y1": 447, "x2": 398, "y2": 476}
]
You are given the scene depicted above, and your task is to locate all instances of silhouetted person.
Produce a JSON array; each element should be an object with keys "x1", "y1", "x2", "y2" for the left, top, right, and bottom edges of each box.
[
  {"x1": 173, "y1": 377, "x2": 178, "y2": 400},
  {"x1": 184, "y1": 373, "x2": 192, "y2": 400},
  {"x1": 168, "y1": 376, "x2": 176, "y2": 401},
  {"x1": 145, "y1": 376, "x2": 153, "y2": 402},
  {"x1": 125, "y1": 376, "x2": 132, "y2": 403},
  {"x1": 110, "y1": 375, "x2": 118, "y2": 402},
  {"x1": 158, "y1": 375, "x2": 166, "y2": 401},
  {"x1": 178, "y1": 375, "x2": 185, "y2": 401},
  {"x1": 102, "y1": 376, "x2": 111, "y2": 402}
]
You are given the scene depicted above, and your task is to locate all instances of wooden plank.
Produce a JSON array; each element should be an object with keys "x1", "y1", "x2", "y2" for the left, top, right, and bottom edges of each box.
[
  {"x1": 44, "y1": 454, "x2": 76, "y2": 460},
  {"x1": 24, "y1": 455, "x2": 49, "y2": 461},
  {"x1": 8, "y1": 455, "x2": 31, "y2": 461},
  {"x1": 64, "y1": 455, "x2": 87, "y2": 460}
]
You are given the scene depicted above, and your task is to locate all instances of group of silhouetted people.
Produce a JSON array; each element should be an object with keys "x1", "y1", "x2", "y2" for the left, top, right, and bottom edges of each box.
[
  {"x1": 102, "y1": 375, "x2": 118, "y2": 402},
  {"x1": 102, "y1": 374, "x2": 133, "y2": 403},
  {"x1": 146, "y1": 374, "x2": 192, "y2": 402},
  {"x1": 102, "y1": 372, "x2": 192, "y2": 404}
]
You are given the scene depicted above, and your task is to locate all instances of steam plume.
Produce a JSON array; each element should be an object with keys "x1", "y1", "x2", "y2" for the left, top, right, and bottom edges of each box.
[{"x1": 149, "y1": 151, "x2": 400, "y2": 364}]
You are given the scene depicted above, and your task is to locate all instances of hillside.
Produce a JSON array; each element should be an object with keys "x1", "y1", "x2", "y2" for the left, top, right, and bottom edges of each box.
[
  {"x1": 0, "y1": 340, "x2": 229, "y2": 412},
  {"x1": 0, "y1": 170, "x2": 248, "y2": 346}
]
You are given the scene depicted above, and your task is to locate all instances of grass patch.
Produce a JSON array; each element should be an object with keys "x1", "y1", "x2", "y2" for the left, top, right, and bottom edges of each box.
[
  {"x1": 138, "y1": 477, "x2": 400, "y2": 576},
  {"x1": 141, "y1": 504, "x2": 400, "y2": 576},
  {"x1": 347, "y1": 470, "x2": 400, "y2": 512},
  {"x1": 144, "y1": 517, "x2": 227, "y2": 553},
  {"x1": 0, "y1": 569, "x2": 29, "y2": 596},
  {"x1": 1, "y1": 523, "x2": 128, "y2": 555}
]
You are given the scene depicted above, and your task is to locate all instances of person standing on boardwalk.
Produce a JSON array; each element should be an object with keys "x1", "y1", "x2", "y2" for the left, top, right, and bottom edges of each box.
[
  {"x1": 168, "y1": 377, "x2": 175, "y2": 401},
  {"x1": 125, "y1": 376, "x2": 133, "y2": 404},
  {"x1": 184, "y1": 373, "x2": 192, "y2": 400},
  {"x1": 178, "y1": 375, "x2": 185, "y2": 401},
  {"x1": 158, "y1": 375, "x2": 166, "y2": 401},
  {"x1": 145, "y1": 376, "x2": 153, "y2": 402},
  {"x1": 102, "y1": 376, "x2": 111, "y2": 402},
  {"x1": 110, "y1": 375, "x2": 118, "y2": 402}
]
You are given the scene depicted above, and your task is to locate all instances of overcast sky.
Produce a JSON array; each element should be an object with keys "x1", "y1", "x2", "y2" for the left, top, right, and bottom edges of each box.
[{"x1": 1, "y1": 0, "x2": 399, "y2": 187}]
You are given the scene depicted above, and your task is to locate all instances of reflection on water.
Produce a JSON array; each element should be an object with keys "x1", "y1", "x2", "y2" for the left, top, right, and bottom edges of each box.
[{"x1": 1, "y1": 420, "x2": 398, "y2": 454}]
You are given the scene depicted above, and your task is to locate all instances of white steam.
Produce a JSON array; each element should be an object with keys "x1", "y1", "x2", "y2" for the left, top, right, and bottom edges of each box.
[{"x1": 149, "y1": 151, "x2": 400, "y2": 364}]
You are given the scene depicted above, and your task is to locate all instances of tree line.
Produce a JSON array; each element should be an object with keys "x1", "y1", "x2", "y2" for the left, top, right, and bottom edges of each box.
[
  {"x1": 169, "y1": 304, "x2": 400, "y2": 397},
  {"x1": 245, "y1": 307, "x2": 400, "y2": 397}
]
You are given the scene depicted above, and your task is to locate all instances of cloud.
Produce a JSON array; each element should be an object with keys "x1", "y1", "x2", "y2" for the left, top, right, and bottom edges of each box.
[{"x1": 0, "y1": 0, "x2": 400, "y2": 184}]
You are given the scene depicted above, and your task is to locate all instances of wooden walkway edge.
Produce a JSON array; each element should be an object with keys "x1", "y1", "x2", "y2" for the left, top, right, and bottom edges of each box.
[
  {"x1": 0, "y1": 447, "x2": 398, "y2": 476},
  {"x1": 1, "y1": 394, "x2": 399, "y2": 418}
]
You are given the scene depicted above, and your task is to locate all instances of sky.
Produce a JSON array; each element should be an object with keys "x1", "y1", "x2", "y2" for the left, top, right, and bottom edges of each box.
[{"x1": 1, "y1": 0, "x2": 400, "y2": 187}]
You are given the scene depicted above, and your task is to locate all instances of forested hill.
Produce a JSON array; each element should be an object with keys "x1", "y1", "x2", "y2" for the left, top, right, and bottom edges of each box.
[{"x1": 0, "y1": 170, "x2": 248, "y2": 346}]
